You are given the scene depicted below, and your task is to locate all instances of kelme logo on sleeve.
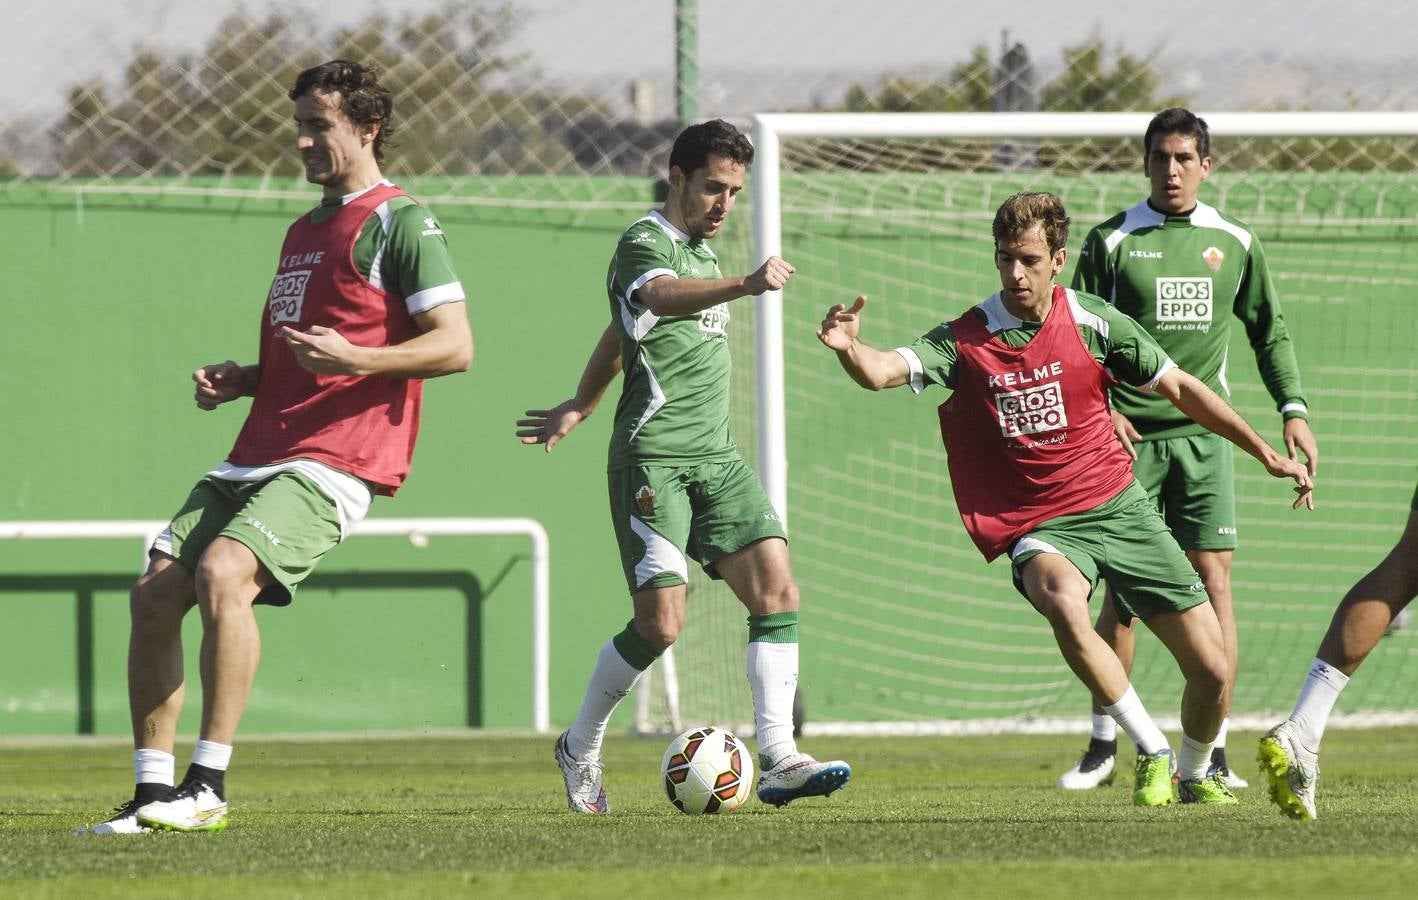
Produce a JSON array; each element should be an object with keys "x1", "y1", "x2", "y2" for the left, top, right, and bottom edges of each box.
[
  {"x1": 268, "y1": 270, "x2": 311, "y2": 326},
  {"x1": 1155, "y1": 276, "x2": 1213, "y2": 329}
]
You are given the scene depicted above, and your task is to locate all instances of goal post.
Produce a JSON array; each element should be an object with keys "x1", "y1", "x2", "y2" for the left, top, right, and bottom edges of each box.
[{"x1": 721, "y1": 111, "x2": 1418, "y2": 736}]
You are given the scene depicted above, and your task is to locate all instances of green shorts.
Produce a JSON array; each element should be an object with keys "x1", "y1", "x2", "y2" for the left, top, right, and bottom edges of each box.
[
  {"x1": 608, "y1": 457, "x2": 787, "y2": 593},
  {"x1": 1131, "y1": 432, "x2": 1237, "y2": 551},
  {"x1": 1009, "y1": 480, "x2": 1209, "y2": 624},
  {"x1": 156, "y1": 472, "x2": 344, "y2": 606}
]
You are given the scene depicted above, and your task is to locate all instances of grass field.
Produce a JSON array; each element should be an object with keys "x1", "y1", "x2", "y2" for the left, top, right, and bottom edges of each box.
[{"x1": 3, "y1": 729, "x2": 1417, "y2": 898}]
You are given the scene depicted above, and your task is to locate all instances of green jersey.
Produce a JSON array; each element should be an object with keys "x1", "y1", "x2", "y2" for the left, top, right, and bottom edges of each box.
[
  {"x1": 1071, "y1": 199, "x2": 1307, "y2": 439},
  {"x1": 310, "y1": 180, "x2": 464, "y2": 314},
  {"x1": 606, "y1": 211, "x2": 736, "y2": 470},
  {"x1": 898, "y1": 289, "x2": 1174, "y2": 394}
]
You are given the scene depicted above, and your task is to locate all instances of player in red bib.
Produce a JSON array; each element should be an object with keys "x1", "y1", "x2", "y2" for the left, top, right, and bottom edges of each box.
[
  {"x1": 818, "y1": 192, "x2": 1313, "y2": 807},
  {"x1": 83, "y1": 61, "x2": 472, "y2": 835}
]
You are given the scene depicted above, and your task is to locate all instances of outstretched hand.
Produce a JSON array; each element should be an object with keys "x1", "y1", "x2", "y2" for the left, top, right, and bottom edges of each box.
[
  {"x1": 817, "y1": 295, "x2": 867, "y2": 351},
  {"x1": 517, "y1": 400, "x2": 586, "y2": 453},
  {"x1": 193, "y1": 360, "x2": 244, "y2": 410}
]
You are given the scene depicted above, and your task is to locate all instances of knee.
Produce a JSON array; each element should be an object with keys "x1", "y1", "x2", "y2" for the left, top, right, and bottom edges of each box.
[
  {"x1": 195, "y1": 544, "x2": 258, "y2": 618},
  {"x1": 635, "y1": 619, "x2": 679, "y2": 653},
  {"x1": 1189, "y1": 651, "x2": 1229, "y2": 698},
  {"x1": 1033, "y1": 591, "x2": 1093, "y2": 641},
  {"x1": 130, "y1": 570, "x2": 193, "y2": 628},
  {"x1": 760, "y1": 579, "x2": 800, "y2": 614}
]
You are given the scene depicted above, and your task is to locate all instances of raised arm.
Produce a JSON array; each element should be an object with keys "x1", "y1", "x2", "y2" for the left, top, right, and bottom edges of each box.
[
  {"x1": 1154, "y1": 367, "x2": 1314, "y2": 509},
  {"x1": 817, "y1": 295, "x2": 912, "y2": 391},
  {"x1": 637, "y1": 256, "x2": 795, "y2": 317},
  {"x1": 517, "y1": 323, "x2": 623, "y2": 453}
]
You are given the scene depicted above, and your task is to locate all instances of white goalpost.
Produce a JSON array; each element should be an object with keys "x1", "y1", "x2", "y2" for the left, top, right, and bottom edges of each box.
[{"x1": 641, "y1": 111, "x2": 1418, "y2": 738}]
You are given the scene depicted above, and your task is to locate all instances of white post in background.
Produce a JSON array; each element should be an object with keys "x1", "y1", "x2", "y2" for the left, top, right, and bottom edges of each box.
[
  {"x1": 0, "y1": 517, "x2": 552, "y2": 734},
  {"x1": 750, "y1": 117, "x2": 788, "y2": 524}
]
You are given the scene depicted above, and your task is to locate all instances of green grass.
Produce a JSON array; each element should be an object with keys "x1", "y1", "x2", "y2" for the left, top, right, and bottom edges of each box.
[{"x1": 3, "y1": 729, "x2": 1418, "y2": 898}]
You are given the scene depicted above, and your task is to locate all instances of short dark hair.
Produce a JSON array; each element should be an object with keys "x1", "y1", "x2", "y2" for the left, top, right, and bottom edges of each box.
[
  {"x1": 993, "y1": 191, "x2": 1070, "y2": 255},
  {"x1": 289, "y1": 60, "x2": 395, "y2": 164},
  {"x1": 668, "y1": 119, "x2": 754, "y2": 179},
  {"x1": 1144, "y1": 107, "x2": 1210, "y2": 162}
]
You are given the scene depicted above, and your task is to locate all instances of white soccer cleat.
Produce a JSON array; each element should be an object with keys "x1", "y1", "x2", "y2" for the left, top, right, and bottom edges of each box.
[
  {"x1": 755, "y1": 752, "x2": 851, "y2": 807},
  {"x1": 1257, "y1": 721, "x2": 1319, "y2": 820},
  {"x1": 136, "y1": 779, "x2": 228, "y2": 833},
  {"x1": 1057, "y1": 738, "x2": 1118, "y2": 789},
  {"x1": 554, "y1": 731, "x2": 609, "y2": 814},
  {"x1": 1209, "y1": 747, "x2": 1249, "y2": 789},
  {"x1": 78, "y1": 799, "x2": 151, "y2": 835}
]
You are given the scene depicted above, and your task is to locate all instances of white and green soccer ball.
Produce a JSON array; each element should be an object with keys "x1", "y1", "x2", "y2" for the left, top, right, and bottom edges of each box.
[{"x1": 660, "y1": 725, "x2": 754, "y2": 815}]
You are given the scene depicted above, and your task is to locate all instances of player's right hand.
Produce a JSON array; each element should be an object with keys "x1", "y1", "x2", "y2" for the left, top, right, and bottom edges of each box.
[
  {"x1": 744, "y1": 256, "x2": 795, "y2": 295},
  {"x1": 517, "y1": 400, "x2": 585, "y2": 453},
  {"x1": 817, "y1": 296, "x2": 867, "y2": 352},
  {"x1": 1110, "y1": 409, "x2": 1142, "y2": 460},
  {"x1": 193, "y1": 360, "x2": 244, "y2": 410},
  {"x1": 1264, "y1": 455, "x2": 1316, "y2": 511}
]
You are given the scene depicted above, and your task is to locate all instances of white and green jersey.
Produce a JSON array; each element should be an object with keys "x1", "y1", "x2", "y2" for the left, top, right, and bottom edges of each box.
[
  {"x1": 606, "y1": 210, "x2": 736, "y2": 470},
  {"x1": 1072, "y1": 199, "x2": 1308, "y2": 439}
]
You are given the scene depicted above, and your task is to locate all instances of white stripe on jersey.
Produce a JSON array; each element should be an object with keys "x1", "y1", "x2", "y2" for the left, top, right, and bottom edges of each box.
[
  {"x1": 894, "y1": 346, "x2": 926, "y2": 394},
  {"x1": 368, "y1": 200, "x2": 395, "y2": 290},
  {"x1": 1065, "y1": 288, "x2": 1110, "y2": 340},
  {"x1": 1103, "y1": 201, "x2": 1165, "y2": 254},
  {"x1": 627, "y1": 353, "x2": 667, "y2": 442},
  {"x1": 1189, "y1": 202, "x2": 1253, "y2": 251},
  {"x1": 406, "y1": 282, "x2": 465, "y2": 315}
]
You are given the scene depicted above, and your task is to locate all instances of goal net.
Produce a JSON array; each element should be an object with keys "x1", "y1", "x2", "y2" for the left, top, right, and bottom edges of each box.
[{"x1": 647, "y1": 112, "x2": 1418, "y2": 736}]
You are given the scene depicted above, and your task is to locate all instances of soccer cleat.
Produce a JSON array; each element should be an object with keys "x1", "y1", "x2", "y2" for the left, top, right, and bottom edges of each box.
[
  {"x1": 78, "y1": 799, "x2": 151, "y2": 835},
  {"x1": 1257, "y1": 721, "x2": 1319, "y2": 821},
  {"x1": 1057, "y1": 737, "x2": 1117, "y2": 789},
  {"x1": 553, "y1": 731, "x2": 609, "y2": 814},
  {"x1": 136, "y1": 777, "x2": 228, "y2": 833},
  {"x1": 755, "y1": 752, "x2": 851, "y2": 807},
  {"x1": 1208, "y1": 746, "x2": 1249, "y2": 789},
  {"x1": 1178, "y1": 774, "x2": 1240, "y2": 805},
  {"x1": 1132, "y1": 748, "x2": 1177, "y2": 807}
]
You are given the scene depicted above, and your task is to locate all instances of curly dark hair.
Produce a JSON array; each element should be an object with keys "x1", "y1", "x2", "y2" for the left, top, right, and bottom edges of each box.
[
  {"x1": 289, "y1": 60, "x2": 395, "y2": 164},
  {"x1": 668, "y1": 118, "x2": 754, "y2": 179}
]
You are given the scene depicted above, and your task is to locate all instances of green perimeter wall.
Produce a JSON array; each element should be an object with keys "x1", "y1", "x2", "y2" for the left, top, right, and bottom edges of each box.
[{"x1": 0, "y1": 179, "x2": 655, "y2": 736}]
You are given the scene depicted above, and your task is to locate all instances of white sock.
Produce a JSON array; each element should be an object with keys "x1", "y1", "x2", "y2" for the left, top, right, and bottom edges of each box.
[
  {"x1": 567, "y1": 639, "x2": 645, "y2": 763},
  {"x1": 192, "y1": 739, "x2": 233, "y2": 772},
  {"x1": 1178, "y1": 732, "x2": 1215, "y2": 781},
  {"x1": 134, "y1": 748, "x2": 175, "y2": 786},
  {"x1": 1103, "y1": 686, "x2": 1169, "y2": 756},
  {"x1": 1290, "y1": 657, "x2": 1351, "y2": 750},
  {"x1": 1090, "y1": 712, "x2": 1117, "y2": 742},
  {"x1": 747, "y1": 641, "x2": 799, "y2": 766},
  {"x1": 1214, "y1": 717, "x2": 1230, "y2": 749}
]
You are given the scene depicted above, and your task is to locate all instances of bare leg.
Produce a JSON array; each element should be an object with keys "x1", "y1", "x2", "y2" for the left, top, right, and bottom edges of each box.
[
  {"x1": 1089, "y1": 585, "x2": 1136, "y2": 716},
  {"x1": 195, "y1": 537, "x2": 270, "y2": 745},
  {"x1": 1188, "y1": 549, "x2": 1236, "y2": 716},
  {"x1": 1144, "y1": 601, "x2": 1229, "y2": 744},
  {"x1": 1022, "y1": 555, "x2": 1130, "y2": 705},
  {"x1": 128, "y1": 555, "x2": 198, "y2": 752},
  {"x1": 1317, "y1": 509, "x2": 1418, "y2": 674}
]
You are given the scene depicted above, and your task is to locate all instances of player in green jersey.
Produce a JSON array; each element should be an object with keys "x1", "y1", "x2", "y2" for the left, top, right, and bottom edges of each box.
[
  {"x1": 1260, "y1": 483, "x2": 1418, "y2": 819},
  {"x1": 1058, "y1": 108, "x2": 1320, "y2": 791},
  {"x1": 517, "y1": 119, "x2": 850, "y2": 813}
]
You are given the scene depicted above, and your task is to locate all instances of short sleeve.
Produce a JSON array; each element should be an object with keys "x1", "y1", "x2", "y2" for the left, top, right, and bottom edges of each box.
[
  {"x1": 612, "y1": 223, "x2": 677, "y2": 305},
  {"x1": 900, "y1": 323, "x2": 959, "y2": 392},
  {"x1": 382, "y1": 203, "x2": 465, "y2": 315}
]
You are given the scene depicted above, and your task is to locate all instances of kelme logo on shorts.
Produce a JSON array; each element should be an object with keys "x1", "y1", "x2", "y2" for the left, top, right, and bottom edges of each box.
[
  {"x1": 634, "y1": 485, "x2": 655, "y2": 517},
  {"x1": 1155, "y1": 276, "x2": 1213, "y2": 326},
  {"x1": 993, "y1": 382, "x2": 1068, "y2": 438},
  {"x1": 268, "y1": 270, "x2": 311, "y2": 326},
  {"x1": 244, "y1": 516, "x2": 281, "y2": 546}
]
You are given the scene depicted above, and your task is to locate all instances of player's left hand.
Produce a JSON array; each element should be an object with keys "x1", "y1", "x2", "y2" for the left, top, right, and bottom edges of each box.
[
  {"x1": 281, "y1": 325, "x2": 366, "y2": 375},
  {"x1": 1283, "y1": 417, "x2": 1318, "y2": 477},
  {"x1": 1264, "y1": 453, "x2": 1315, "y2": 511}
]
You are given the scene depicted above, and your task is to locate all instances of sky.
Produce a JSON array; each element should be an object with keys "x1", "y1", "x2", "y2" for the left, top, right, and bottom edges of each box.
[{"x1": 5, "y1": 0, "x2": 1413, "y2": 119}]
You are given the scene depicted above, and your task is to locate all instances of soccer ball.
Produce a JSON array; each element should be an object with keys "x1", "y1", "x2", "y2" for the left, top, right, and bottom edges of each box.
[{"x1": 660, "y1": 725, "x2": 754, "y2": 815}]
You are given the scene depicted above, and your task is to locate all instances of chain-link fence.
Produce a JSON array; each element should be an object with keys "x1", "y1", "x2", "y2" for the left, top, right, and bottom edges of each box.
[{"x1": 4, "y1": 0, "x2": 1415, "y2": 197}]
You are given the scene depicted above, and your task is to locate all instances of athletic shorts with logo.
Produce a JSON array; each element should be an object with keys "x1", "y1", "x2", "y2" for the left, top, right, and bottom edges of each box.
[
  {"x1": 1009, "y1": 479, "x2": 1208, "y2": 623},
  {"x1": 153, "y1": 471, "x2": 344, "y2": 606},
  {"x1": 608, "y1": 457, "x2": 787, "y2": 593},
  {"x1": 1130, "y1": 431, "x2": 1237, "y2": 551}
]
